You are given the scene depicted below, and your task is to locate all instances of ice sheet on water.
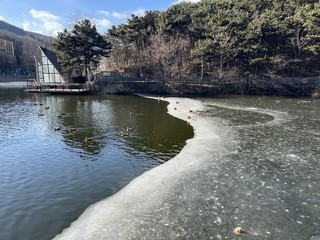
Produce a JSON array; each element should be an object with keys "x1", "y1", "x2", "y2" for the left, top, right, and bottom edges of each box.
[
  {"x1": 54, "y1": 96, "x2": 320, "y2": 240},
  {"x1": 53, "y1": 96, "x2": 238, "y2": 240},
  {"x1": 205, "y1": 101, "x2": 289, "y2": 127}
]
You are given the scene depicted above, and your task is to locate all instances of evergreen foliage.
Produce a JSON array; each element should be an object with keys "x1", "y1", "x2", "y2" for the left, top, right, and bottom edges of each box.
[
  {"x1": 106, "y1": 0, "x2": 320, "y2": 81},
  {"x1": 52, "y1": 19, "x2": 112, "y2": 80}
]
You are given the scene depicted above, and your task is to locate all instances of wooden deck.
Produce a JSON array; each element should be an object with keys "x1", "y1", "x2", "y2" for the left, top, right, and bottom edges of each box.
[{"x1": 25, "y1": 83, "x2": 95, "y2": 94}]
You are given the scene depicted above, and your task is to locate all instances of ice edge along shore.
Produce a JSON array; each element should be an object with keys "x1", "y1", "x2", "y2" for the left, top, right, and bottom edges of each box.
[{"x1": 54, "y1": 95, "x2": 225, "y2": 240}]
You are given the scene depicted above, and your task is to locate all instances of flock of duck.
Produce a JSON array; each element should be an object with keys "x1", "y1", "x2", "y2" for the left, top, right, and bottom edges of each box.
[
  {"x1": 36, "y1": 104, "x2": 93, "y2": 143},
  {"x1": 36, "y1": 97, "x2": 204, "y2": 142},
  {"x1": 120, "y1": 126, "x2": 134, "y2": 137},
  {"x1": 172, "y1": 100, "x2": 203, "y2": 124},
  {"x1": 37, "y1": 103, "x2": 135, "y2": 141}
]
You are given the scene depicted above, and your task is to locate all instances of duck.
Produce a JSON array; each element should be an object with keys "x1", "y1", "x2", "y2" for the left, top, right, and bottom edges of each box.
[
  {"x1": 234, "y1": 227, "x2": 244, "y2": 234},
  {"x1": 45, "y1": 106, "x2": 49, "y2": 109},
  {"x1": 38, "y1": 113, "x2": 44, "y2": 117},
  {"x1": 54, "y1": 127, "x2": 61, "y2": 131},
  {"x1": 120, "y1": 131, "x2": 129, "y2": 137},
  {"x1": 69, "y1": 128, "x2": 77, "y2": 132},
  {"x1": 189, "y1": 109, "x2": 193, "y2": 113},
  {"x1": 127, "y1": 127, "x2": 134, "y2": 131},
  {"x1": 84, "y1": 137, "x2": 93, "y2": 142}
]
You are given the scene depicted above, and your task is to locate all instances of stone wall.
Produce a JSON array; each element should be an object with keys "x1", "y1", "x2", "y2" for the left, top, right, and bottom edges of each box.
[
  {"x1": 0, "y1": 75, "x2": 35, "y2": 82},
  {"x1": 99, "y1": 75, "x2": 320, "y2": 97}
]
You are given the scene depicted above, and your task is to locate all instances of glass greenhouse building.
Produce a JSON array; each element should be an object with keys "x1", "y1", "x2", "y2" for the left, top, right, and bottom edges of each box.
[{"x1": 36, "y1": 47, "x2": 66, "y2": 84}]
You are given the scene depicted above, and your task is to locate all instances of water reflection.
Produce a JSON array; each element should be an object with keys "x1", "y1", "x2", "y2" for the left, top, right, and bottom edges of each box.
[
  {"x1": 0, "y1": 90, "x2": 193, "y2": 240},
  {"x1": 26, "y1": 94, "x2": 194, "y2": 161}
]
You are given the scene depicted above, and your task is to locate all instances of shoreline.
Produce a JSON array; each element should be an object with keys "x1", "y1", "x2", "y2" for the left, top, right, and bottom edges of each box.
[
  {"x1": 1, "y1": 76, "x2": 319, "y2": 98},
  {"x1": 52, "y1": 95, "x2": 320, "y2": 239},
  {"x1": 0, "y1": 81, "x2": 32, "y2": 89},
  {"x1": 53, "y1": 96, "x2": 224, "y2": 239},
  {"x1": 100, "y1": 77, "x2": 320, "y2": 98}
]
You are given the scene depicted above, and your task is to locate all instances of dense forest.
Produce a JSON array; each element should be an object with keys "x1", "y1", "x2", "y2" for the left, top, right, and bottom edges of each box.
[
  {"x1": 0, "y1": 20, "x2": 52, "y2": 74},
  {"x1": 1, "y1": 0, "x2": 319, "y2": 84},
  {"x1": 105, "y1": 0, "x2": 320, "y2": 82}
]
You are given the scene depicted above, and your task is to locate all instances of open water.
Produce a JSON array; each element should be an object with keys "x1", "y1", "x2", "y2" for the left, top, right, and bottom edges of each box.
[
  {"x1": 1, "y1": 88, "x2": 319, "y2": 240},
  {"x1": 0, "y1": 89, "x2": 193, "y2": 240},
  {"x1": 54, "y1": 95, "x2": 319, "y2": 240}
]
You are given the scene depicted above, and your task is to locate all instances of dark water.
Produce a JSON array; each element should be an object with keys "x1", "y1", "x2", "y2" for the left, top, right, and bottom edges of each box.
[
  {"x1": 125, "y1": 96, "x2": 319, "y2": 240},
  {"x1": 52, "y1": 95, "x2": 319, "y2": 240},
  {"x1": 0, "y1": 89, "x2": 193, "y2": 240}
]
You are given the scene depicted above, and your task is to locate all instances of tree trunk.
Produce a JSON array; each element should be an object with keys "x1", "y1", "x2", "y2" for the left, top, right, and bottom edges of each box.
[
  {"x1": 200, "y1": 58, "x2": 204, "y2": 86},
  {"x1": 86, "y1": 66, "x2": 91, "y2": 82}
]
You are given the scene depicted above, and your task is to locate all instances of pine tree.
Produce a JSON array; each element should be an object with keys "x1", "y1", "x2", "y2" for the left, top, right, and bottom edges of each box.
[{"x1": 52, "y1": 19, "x2": 112, "y2": 82}]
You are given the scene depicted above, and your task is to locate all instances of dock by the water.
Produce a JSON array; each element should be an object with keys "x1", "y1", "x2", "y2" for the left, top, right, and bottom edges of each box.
[
  {"x1": 25, "y1": 83, "x2": 95, "y2": 94},
  {"x1": 0, "y1": 75, "x2": 35, "y2": 88}
]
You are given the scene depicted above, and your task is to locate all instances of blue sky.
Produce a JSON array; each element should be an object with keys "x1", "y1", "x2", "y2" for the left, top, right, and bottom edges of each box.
[{"x1": 0, "y1": 0, "x2": 200, "y2": 36}]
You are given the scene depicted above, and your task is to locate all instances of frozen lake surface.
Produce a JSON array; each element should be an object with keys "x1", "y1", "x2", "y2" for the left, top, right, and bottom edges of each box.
[{"x1": 55, "y1": 96, "x2": 320, "y2": 240}]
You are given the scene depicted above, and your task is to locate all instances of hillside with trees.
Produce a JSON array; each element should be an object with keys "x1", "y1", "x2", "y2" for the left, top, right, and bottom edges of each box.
[
  {"x1": 104, "y1": 0, "x2": 320, "y2": 84},
  {"x1": 0, "y1": 20, "x2": 53, "y2": 74}
]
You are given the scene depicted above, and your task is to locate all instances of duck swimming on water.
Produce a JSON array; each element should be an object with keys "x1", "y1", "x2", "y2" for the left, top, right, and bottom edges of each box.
[
  {"x1": 120, "y1": 131, "x2": 129, "y2": 137},
  {"x1": 84, "y1": 137, "x2": 93, "y2": 142}
]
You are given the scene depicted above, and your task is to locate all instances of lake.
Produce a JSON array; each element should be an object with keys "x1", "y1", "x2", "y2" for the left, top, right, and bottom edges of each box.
[
  {"x1": 55, "y1": 94, "x2": 320, "y2": 240},
  {"x1": 0, "y1": 89, "x2": 193, "y2": 240},
  {"x1": 199, "y1": 96, "x2": 320, "y2": 239},
  {"x1": 1, "y1": 88, "x2": 319, "y2": 240}
]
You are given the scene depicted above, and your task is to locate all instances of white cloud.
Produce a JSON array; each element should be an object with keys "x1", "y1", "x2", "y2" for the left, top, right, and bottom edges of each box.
[
  {"x1": 29, "y1": 9, "x2": 60, "y2": 22},
  {"x1": 173, "y1": 0, "x2": 201, "y2": 4},
  {"x1": 22, "y1": 20, "x2": 31, "y2": 31},
  {"x1": 94, "y1": 18, "x2": 113, "y2": 32},
  {"x1": 0, "y1": 16, "x2": 4, "y2": 21},
  {"x1": 22, "y1": 20, "x2": 43, "y2": 34},
  {"x1": 28, "y1": 8, "x2": 63, "y2": 36},
  {"x1": 97, "y1": 10, "x2": 110, "y2": 16},
  {"x1": 43, "y1": 21, "x2": 63, "y2": 36},
  {"x1": 112, "y1": 11, "x2": 127, "y2": 19},
  {"x1": 133, "y1": 8, "x2": 146, "y2": 17}
]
